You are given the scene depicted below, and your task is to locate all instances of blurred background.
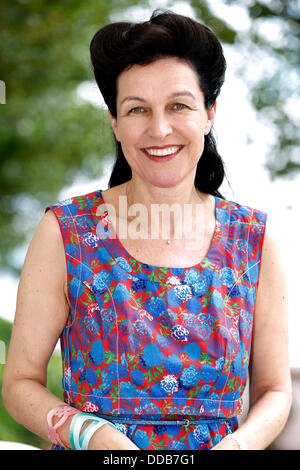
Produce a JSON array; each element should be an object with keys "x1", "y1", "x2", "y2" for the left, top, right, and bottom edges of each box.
[{"x1": 0, "y1": 0, "x2": 299, "y2": 450}]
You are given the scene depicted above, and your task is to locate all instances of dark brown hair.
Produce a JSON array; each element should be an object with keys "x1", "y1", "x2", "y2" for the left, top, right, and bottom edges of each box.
[{"x1": 90, "y1": 9, "x2": 227, "y2": 196}]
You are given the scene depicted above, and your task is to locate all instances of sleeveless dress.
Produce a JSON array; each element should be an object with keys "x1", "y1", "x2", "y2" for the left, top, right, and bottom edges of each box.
[{"x1": 46, "y1": 189, "x2": 267, "y2": 450}]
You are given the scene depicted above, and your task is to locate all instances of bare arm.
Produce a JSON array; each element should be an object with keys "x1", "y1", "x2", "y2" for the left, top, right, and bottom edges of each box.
[
  {"x1": 213, "y1": 215, "x2": 292, "y2": 450},
  {"x1": 1, "y1": 210, "x2": 138, "y2": 450}
]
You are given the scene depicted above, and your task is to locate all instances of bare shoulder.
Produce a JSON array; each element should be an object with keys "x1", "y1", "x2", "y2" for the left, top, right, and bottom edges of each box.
[
  {"x1": 34, "y1": 209, "x2": 63, "y2": 245},
  {"x1": 21, "y1": 209, "x2": 67, "y2": 293}
]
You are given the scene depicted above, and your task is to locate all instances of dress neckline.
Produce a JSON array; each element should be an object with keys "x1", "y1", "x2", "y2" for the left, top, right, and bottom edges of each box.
[{"x1": 92, "y1": 189, "x2": 222, "y2": 285}]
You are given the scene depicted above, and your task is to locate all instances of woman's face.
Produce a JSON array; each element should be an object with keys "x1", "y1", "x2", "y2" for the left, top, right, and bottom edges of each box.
[{"x1": 109, "y1": 57, "x2": 216, "y2": 190}]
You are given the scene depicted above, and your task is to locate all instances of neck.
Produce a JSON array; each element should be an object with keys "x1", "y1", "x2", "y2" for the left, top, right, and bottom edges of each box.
[
  {"x1": 126, "y1": 178, "x2": 204, "y2": 207},
  {"x1": 123, "y1": 178, "x2": 208, "y2": 242}
]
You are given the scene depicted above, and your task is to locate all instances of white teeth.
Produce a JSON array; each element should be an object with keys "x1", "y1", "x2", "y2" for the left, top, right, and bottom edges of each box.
[{"x1": 144, "y1": 146, "x2": 181, "y2": 156}]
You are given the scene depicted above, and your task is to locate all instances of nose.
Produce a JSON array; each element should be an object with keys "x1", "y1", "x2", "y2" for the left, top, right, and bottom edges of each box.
[{"x1": 148, "y1": 111, "x2": 172, "y2": 139}]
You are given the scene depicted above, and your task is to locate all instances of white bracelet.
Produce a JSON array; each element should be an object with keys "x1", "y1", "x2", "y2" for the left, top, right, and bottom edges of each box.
[
  {"x1": 223, "y1": 433, "x2": 248, "y2": 450},
  {"x1": 81, "y1": 419, "x2": 114, "y2": 450},
  {"x1": 70, "y1": 413, "x2": 116, "y2": 450}
]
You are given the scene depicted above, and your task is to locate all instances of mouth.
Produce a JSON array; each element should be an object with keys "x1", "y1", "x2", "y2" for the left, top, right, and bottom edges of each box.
[{"x1": 142, "y1": 145, "x2": 184, "y2": 159}]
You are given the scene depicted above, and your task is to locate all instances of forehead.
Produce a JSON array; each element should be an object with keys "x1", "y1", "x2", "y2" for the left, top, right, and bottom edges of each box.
[{"x1": 116, "y1": 57, "x2": 201, "y2": 100}]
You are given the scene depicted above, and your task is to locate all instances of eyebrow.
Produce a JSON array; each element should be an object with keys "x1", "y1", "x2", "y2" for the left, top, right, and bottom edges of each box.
[{"x1": 119, "y1": 90, "x2": 196, "y2": 107}]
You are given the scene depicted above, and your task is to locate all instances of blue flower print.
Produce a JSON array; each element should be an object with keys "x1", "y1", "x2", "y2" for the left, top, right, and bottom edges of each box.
[
  {"x1": 233, "y1": 205, "x2": 251, "y2": 219},
  {"x1": 190, "y1": 276, "x2": 209, "y2": 297},
  {"x1": 92, "y1": 270, "x2": 111, "y2": 295},
  {"x1": 107, "y1": 361, "x2": 127, "y2": 379},
  {"x1": 110, "y1": 264, "x2": 129, "y2": 281},
  {"x1": 115, "y1": 256, "x2": 132, "y2": 273},
  {"x1": 246, "y1": 287, "x2": 255, "y2": 306},
  {"x1": 230, "y1": 353, "x2": 242, "y2": 376},
  {"x1": 144, "y1": 296, "x2": 167, "y2": 318},
  {"x1": 159, "y1": 309, "x2": 175, "y2": 327},
  {"x1": 130, "y1": 370, "x2": 145, "y2": 386},
  {"x1": 85, "y1": 367, "x2": 97, "y2": 385},
  {"x1": 101, "y1": 370, "x2": 112, "y2": 394},
  {"x1": 236, "y1": 238, "x2": 248, "y2": 261},
  {"x1": 211, "y1": 291, "x2": 225, "y2": 309},
  {"x1": 166, "y1": 440, "x2": 188, "y2": 450},
  {"x1": 61, "y1": 202, "x2": 78, "y2": 216},
  {"x1": 48, "y1": 189, "x2": 267, "y2": 449},
  {"x1": 227, "y1": 284, "x2": 240, "y2": 298},
  {"x1": 154, "y1": 424, "x2": 167, "y2": 436},
  {"x1": 199, "y1": 364, "x2": 218, "y2": 383},
  {"x1": 213, "y1": 373, "x2": 228, "y2": 391},
  {"x1": 216, "y1": 207, "x2": 230, "y2": 224},
  {"x1": 132, "y1": 278, "x2": 147, "y2": 292},
  {"x1": 134, "y1": 430, "x2": 150, "y2": 449},
  {"x1": 186, "y1": 297, "x2": 202, "y2": 313},
  {"x1": 140, "y1": 343, "x2": 164, "y2": 369},
  {"x1": 113, "y1": 284, "x2": 131, "y2": 302},
  {"x1": 160, "y1": 375, "x2": 178, "y2": 395},
  {"x1": 184, "y1": 268, "x2": 201, "y2": 285},
  {"x1": 247, "y1": 260, "x2": 259, "y2": 284},
  {"x1": 120, "y1": 381, "x2": 138, "y2": 397},
  {"x1": 173, "y1": 284, "x2": 192, "y2": 302},
  {"x1": 166, "y1": 288, "x2": 182, "y2": 307},
  {"x1": 191, "y1": 424, "x2": 211, "y2": 447},
  {"x1": 220, "y1": 267, "x2": 236, "y2": 287},
  {"x1": 96, "y1": 221, "x2": 114, "y2": 240},
  {"x1": 222, "y1": 391, "x2": 237, "y2": 408},
  {"x1": 82, "y1": 232, "x2": 98, "y2": 248},
  {"x1": 180, "y1": 365, "x2": 201, "y2": 389},
  {"x1": 83, "y1": 316, "x2": 99, "y2": 334},
  {"x1": 164, "y1": 355, "x2": 183, "y2": 375},
  {"x1": 89, "y1": 340, "x2": 104, "y2": 366},
  {"x1": 197, "y1": 384, "x2": 210, "y2": 398},
  {"x1": 171, "y1": 324, "x2": 189, "y2": 342},
  {"x1": 215, "y1": 356, "x2": 225, "y2": 372},
  {"x1": 96, "y1": 246, "x2": 111, "y2": 264},
  {"x1": 71, "y1": 358, "x2": 79, "y2": 375},
  {"x1": 133, "y1": 319, "x2": 152, "y2": 342},
  {"x1": 183, "y1": 342, "x2": 201, "y2": 362}
]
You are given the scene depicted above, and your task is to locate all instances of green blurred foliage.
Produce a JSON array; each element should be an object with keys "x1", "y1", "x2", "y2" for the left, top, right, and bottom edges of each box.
[
  {"x1": 221, "y1": 0, "x2": 300, "y2": 177},
  {"x1": 0, "y1": 317, "x2": 63, "y2": 448},
  {"x1": 0, "y1": 0, "x2": 148, "y2": 275},
  {"x1": 1, "y1": 0, "x2": 298, "y2": 274}
]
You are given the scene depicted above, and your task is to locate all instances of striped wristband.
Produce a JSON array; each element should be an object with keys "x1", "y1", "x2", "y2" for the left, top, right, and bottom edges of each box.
[{"x1": 69, "y1": 412, "x2": 117, "y2": 450}]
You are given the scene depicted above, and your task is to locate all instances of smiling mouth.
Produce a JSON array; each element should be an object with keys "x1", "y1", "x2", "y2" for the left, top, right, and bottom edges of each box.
[{"x1": 143, "y1": 145, "x2": 183, "y2": 157}]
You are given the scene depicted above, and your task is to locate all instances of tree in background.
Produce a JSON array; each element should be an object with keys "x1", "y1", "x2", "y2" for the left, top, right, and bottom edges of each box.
[{"x1": 0, "y1": 0, "x2": 299, "y2": 275}]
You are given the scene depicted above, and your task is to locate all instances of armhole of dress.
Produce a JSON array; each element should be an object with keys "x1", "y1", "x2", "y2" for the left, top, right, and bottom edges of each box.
[{"x1": 256, "y1": 212, "x2": 268, "y2": 289}]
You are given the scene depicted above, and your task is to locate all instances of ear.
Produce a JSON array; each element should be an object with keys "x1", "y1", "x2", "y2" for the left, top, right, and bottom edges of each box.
[
  {"x1": 204, "y1": 101, "x2": 217, "y2": 135},
  {"x1": 108, "y1": 109, "x2": 120, "y2": 142}
]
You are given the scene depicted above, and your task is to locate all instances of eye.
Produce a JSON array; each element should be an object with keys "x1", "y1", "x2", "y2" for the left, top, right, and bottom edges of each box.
[
  {"x1": 128, "y1": 106, "x2": 145, "y2": 114},
  {"x1": 172, "y1": 103, "x2": 188, "y2": 110}
]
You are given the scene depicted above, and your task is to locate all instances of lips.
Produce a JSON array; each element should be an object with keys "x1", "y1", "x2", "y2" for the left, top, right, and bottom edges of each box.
[{"x1": 142, "y1": 145, "x2": 183, "y2": 161}]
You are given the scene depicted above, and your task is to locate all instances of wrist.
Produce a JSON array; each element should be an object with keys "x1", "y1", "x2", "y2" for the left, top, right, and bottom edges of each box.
[
  {"x1": 89, "y1": 423, "x2": 139, "y2": 450},
  {"x1": 223, "y1": 433, "x2": 248, "y2": 450},
  {"x1": 88, "y1": 423, "x2": 116, "y2": 450}
]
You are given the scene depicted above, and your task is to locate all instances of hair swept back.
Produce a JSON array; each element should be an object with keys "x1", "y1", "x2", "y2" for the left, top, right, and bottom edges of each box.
[{"x1": 90, "y1": 9, "x2": 228, "y2": 197}]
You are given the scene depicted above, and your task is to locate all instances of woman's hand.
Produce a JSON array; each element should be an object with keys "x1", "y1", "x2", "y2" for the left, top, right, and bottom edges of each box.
[{"x1": 211, "y1": 436, "x2": 240, "y2": 450}]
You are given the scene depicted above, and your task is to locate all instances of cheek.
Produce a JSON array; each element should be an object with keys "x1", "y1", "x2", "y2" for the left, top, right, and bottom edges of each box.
[
  {"x1": 181, "y1": 119, "x2": 205, "y2": 144},
  {"x1": 118, "y1": 122, "x2": 142, "y2": 145}
]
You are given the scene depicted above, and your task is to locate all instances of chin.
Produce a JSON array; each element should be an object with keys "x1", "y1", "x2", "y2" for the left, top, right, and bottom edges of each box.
[{"x1": 147, "y1": 177, "x2": 182, "y2": 189}]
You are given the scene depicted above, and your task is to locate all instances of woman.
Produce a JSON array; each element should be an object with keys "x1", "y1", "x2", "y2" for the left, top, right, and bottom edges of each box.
[{"x1": 2, "y1": 10, "x2": 292, "y2": 450}]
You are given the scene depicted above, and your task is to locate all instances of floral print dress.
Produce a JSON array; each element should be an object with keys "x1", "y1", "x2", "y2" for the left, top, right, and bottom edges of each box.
[{"x1": 46, "y1": 189, "x2": 267, "y2": 450}]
